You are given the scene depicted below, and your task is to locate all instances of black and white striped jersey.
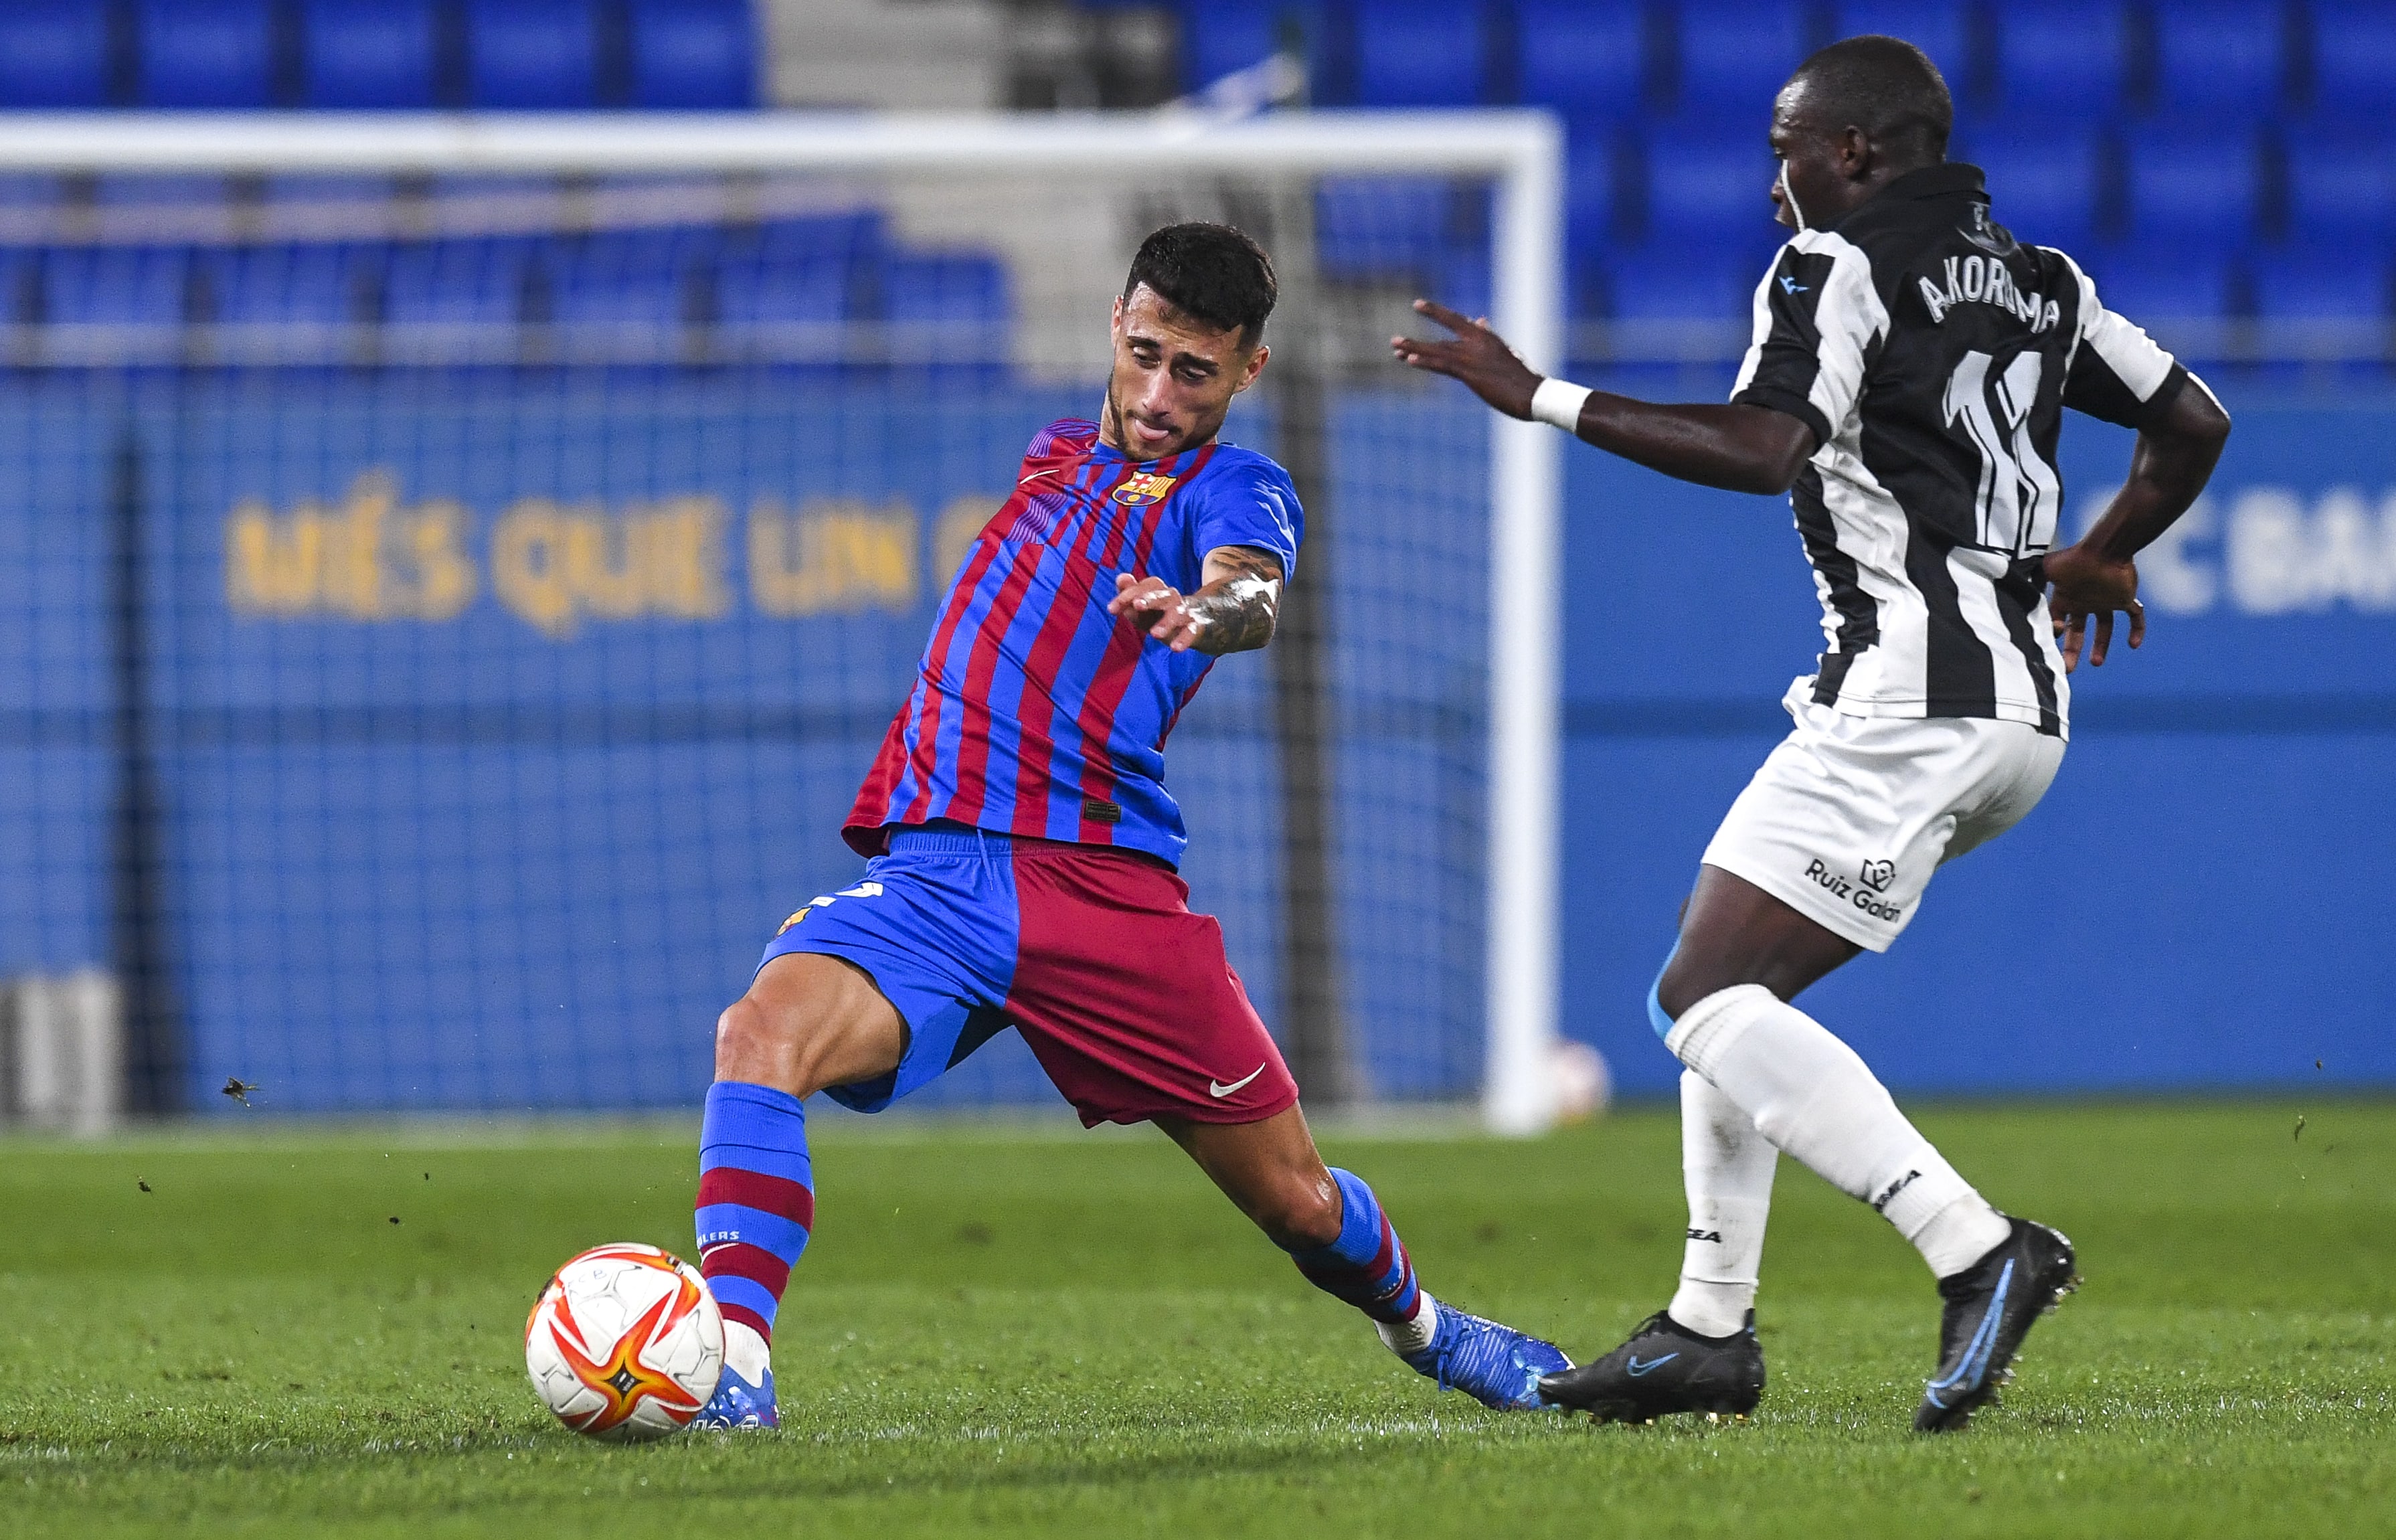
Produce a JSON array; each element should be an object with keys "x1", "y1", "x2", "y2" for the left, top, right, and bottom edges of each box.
[{"x1": 1731, "y1": 161, "x2": 2193, "y2": 738}]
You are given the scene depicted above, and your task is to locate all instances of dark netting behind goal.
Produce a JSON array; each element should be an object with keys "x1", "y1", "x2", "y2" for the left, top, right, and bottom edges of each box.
[{"x1": 0, "y1": 167, "x2": 1494, "y2": 1118}]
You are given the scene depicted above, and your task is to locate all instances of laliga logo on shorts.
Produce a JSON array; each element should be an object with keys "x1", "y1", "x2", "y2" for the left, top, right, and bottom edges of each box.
[
  {"x1": 1858, "y1": 859, "x2": 1896, "y2": 893},
  {"x1": 1112, "y1": 472, "x2": 1177, "y2": 507}
]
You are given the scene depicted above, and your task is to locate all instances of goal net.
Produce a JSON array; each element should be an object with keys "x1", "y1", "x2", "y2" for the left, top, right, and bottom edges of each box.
[{"x1": 0, "y1": 111, "x2": 1563, "y2": 1132}]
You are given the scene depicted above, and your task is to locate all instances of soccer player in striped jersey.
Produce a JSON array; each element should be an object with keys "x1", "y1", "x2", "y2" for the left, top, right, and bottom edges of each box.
[
  {"x1": 689, "y1": 223, "x2": 1571, "y2": 1430},
  {"x1": 1397, "y1": 37, "x2": 2230, "y2": 1430}
]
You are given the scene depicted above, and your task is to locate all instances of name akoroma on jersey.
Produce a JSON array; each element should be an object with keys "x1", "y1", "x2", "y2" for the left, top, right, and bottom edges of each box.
[{"x1": 1917, "y1": 252, "x2": 2061, "y2": 331}]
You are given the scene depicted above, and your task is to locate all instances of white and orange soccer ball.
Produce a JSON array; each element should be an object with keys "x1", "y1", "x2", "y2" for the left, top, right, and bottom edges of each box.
[{"x1": 524, "y1": 1242, "x2": 725, "y2": 1442}]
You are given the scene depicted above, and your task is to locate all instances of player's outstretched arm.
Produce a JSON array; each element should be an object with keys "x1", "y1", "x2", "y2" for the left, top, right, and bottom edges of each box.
[
  {"x1": 1106, "y1": 545, "x2": 1284, "y2": 655},
  {"x1": 2044, "y1": 381, "x2": 2233, "y2": 672},
  {"x1": 1391, "y1": 300, "x2": 1816, "y2": 495}
]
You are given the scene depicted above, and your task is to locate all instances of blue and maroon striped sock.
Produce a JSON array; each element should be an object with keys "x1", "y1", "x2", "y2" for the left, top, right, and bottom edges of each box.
[
  {"x1": 1286, "y1": 1168, "x2": 1428, "y2": 1331},
  {"x1": 694, "y1": 1082, "x2": 816, "y2": 1347}
]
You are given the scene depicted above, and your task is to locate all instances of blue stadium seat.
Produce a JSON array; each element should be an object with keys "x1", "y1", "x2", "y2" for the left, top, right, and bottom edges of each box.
[
  {"x1": 1959, "y1": 122, "x2": 2106, "y2": 250},
  {"x1": 1638, "y1": 120, "x2": 1780, "y2": 246},
  {"x1": 2152, "y1": 1, "x2": 2289, "y2": 119},
  {"x1": 1565, "y1": 126, "x2": 1622, "y2": 254},
  {"x1": 1179, "y1": 0, "x2": 1284, "y2": 94},
  {"x1": 628, "y1": 0, "x2": 754, "y2": 109},
  {"x1": 468, "y1": 0, "x2": 598, "y2": 110},
  {"x1": 883, "y1": 252, "x2": 1011, "y2": 374},
  {"x1": 713, "y1": 257, "x2": 855, "y2": 335},
  {"x1": 383, "y1": 238, "x2": 541, "y2": 335},
  {"x1": 0, "y1": 176, "x2": 63, "y2": 211},
  {"x1": 1671, "y1": 0, "x2": 1814, "y2": 114},
  {"x1": 749, "y1": 211, "x2": 886, "y2": 264},
  {"x1": 1515, "y1": 1, "x2": 1644, "y2": 122},
  {"x1": 0, "y1": 2, "x2": 112, "y2": 108},
  {"x1": 1830, "y1": 0, "x2": 1971, "y2": 97},
  {"x1": 1435, "y1": 249, "x2": 1491, "y2": 317},
  {"x1": 2285, "y1": 130, "x2": 2396, "y2": 243},
  {"x1": 2123, "y1": 124, "x2": 2262, "y2": 245},
  {"x1": 1353, "y1": 1, "x2": 1485, "y2": 108},
  {"x1": 1599, "y1": 240, "x2": 1758, "y2": 321},
  {"x1": 138, "y1": 0, "x2": 276, "y2": 110},
  {"x1": 1316, "y1": 176, "x2": 1462, "y2": 282},
  {"x1": 0, "y1": 250, "x2": 43, "y2": 327},
  {"x1": 2073, "y1": 246, "x2": 2239, "y2": 321},
  {"x1": 1992, "y1": 0, "x2": 2126, "y2": 116},
  {"x1": 2251, "y1": 246, "x2": 2390, "y2": 319},
  {"x1": 42, "y1": 247, "x2": 192, "y2": 328},
  {"x1": 199, "y1": 244, "x2": 381, "y2": 327},
  {"x1": 551, "y1": 229, "x2": 706, "y2": 329},
  {"x1": 303, "y1": 0, "x2": 439, "y2": 109},
  {"x1": 2307, "y1": 2, "x2": 2396, "y2": 119},
  {"x1": 883, "y1": 254, "x2": 1010, "y2": 325},
  {"x1": 714, "y1": 214, "x2": 885, "y2": 333}
]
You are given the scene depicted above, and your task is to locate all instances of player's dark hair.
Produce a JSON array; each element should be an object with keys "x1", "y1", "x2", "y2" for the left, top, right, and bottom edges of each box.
[
  {"x1": 1123, "y1": 222, "x2": 1277, "y2": 347},
  {"x1": 1786, "y1": 35, "x2": 1953, "y2": 164}
]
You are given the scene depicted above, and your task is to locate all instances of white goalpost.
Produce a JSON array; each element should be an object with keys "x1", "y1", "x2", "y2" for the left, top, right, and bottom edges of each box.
[{"x1": 0, "y1": 109, "x2": 1566, "y2": 1134}]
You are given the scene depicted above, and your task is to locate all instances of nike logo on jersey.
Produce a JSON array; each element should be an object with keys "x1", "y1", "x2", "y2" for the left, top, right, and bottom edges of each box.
[
  {"x1": 1780, "y1": 275, "x2": 1807, "y2": 294},
  {"x1": 1208, "y1": 1064, "x2": 1266, "y2": 1099},
  {"x1": 1625, "y1": 1353, "x2": 1680, "y2": 1377}
]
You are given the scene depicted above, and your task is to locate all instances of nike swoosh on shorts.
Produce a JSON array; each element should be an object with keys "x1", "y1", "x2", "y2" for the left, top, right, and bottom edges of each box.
[{"x1": 1208, "y1": 1064, "x2": 1266, "y2": 1098}]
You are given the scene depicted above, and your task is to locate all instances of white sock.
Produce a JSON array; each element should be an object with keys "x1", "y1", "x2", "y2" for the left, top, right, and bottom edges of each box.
[
  {"x1": 1666, "y1": 1070, "x2": 1777, "y2": 1337},
  {"x1": 1666, "y1": 985, "x2": 2011, "y2": 1279},
  {"x1": 1374, "y1": 1289, "x2": 1440, "y2": 1357},
  {"x1": 723, "y1": 1319, "x2": 772, "y2": 1384}
]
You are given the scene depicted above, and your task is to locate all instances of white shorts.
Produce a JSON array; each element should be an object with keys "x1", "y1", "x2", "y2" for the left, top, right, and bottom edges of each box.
[{"x1": 1700, "y1": 679, "x2": 2067, "y2": 952}]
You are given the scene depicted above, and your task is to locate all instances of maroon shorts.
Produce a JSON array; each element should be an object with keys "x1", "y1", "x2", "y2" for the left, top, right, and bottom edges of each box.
[{"x1": 761, "y1": 824, "x2": 1300, "y2": 1126}]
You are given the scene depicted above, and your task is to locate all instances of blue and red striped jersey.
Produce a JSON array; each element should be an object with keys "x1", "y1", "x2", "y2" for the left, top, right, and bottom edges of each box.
[{"x1": 846, "y1": 418, "x2": 1304, "y2": 867}]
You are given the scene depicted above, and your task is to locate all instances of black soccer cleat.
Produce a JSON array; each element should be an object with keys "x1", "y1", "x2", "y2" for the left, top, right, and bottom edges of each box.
[
  {"x1": 1537, "y1": 1309, "x2": 1764, "y2": 1424},
  {"x1": 1913, "y1": 1216, "x2": 2080, "y2": 1434}
]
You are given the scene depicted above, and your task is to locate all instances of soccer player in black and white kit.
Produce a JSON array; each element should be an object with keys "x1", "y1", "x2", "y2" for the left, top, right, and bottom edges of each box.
[{"x1": 1397, "y1": 35, "x2": 2231, "y2": 1431}]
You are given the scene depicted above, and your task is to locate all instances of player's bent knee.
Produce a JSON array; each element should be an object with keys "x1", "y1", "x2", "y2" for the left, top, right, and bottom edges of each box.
[
  {"x1": 1656, "y1": 952, "x2": 1734, "y2": 1022},
  {"x1": 711, "y1": 994, "x2": 792, "y2": 1082},
  {"x1": 712, "y1": 954, "x2": 906, "y2": 1097},
  {"x1": 1248, "y1": 1167, "x2": 1343, "y2": 1251}
]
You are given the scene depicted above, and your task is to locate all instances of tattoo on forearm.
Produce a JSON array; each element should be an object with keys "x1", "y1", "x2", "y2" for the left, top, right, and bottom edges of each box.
[{"x1": 1185, "y1": 546, "x2": 1283, "y2": 655}]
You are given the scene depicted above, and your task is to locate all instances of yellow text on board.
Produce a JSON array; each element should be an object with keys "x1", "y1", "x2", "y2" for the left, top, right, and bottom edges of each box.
[{"x1": 226, "y1": 471, "x2": 1012, "y2": 636}]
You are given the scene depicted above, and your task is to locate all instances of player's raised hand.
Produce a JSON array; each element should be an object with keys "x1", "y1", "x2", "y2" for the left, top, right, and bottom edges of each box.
[
  {"x1": 2043, "y1": 543, "x2": 2146, "y2": 673},
  {"x1": 1391, "y1": 299, "x2": 1542, "y2": 419},
  {"x1": 1108, "y1": 572, "x2": 1209, "y2": 651}
]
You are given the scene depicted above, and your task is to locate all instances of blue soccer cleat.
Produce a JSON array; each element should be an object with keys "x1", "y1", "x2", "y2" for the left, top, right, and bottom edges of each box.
[
  {"x1": 690, "y1": 1361, "x2": 778, "y2": 1431},
  {"x1": 1401, "y1": 1302, "x2": 1574, "y2": 1411}
]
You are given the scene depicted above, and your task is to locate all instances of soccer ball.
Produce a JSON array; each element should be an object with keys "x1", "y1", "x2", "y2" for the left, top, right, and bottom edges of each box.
[
  {"x1": 524, "y1": 1242, "x2": 724, "y2": 1441},
  {"x1": 1549, "y1": 1039, "x2": 1612, "y2": 1123}
]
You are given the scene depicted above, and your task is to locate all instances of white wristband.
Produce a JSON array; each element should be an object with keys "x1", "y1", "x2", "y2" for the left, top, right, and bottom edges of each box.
[{"x1": 1529, "y1": 376, "x2": 1592, "y2": 432}]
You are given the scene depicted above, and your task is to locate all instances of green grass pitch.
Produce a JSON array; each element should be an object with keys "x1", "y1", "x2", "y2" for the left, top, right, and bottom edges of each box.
[{"x1": 1, "y1": 1099, "x2": 2389, "y2": 1538}]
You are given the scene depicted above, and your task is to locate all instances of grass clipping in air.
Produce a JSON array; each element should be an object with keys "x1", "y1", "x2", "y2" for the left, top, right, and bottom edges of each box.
[{"x1": 0, "y1": 1101, "x2": 2389, "y2": 1538}]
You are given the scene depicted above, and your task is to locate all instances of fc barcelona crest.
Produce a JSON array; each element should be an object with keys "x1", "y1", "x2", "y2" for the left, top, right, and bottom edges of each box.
[{"x1": 1112, "y1": 472, "x2": 1178, "y2": 507}]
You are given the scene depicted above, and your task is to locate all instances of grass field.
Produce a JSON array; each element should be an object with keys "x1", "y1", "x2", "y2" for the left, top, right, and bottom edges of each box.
[{"x1": 1, "y1": 1099, "x2": 2389, "y2": 1539}]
